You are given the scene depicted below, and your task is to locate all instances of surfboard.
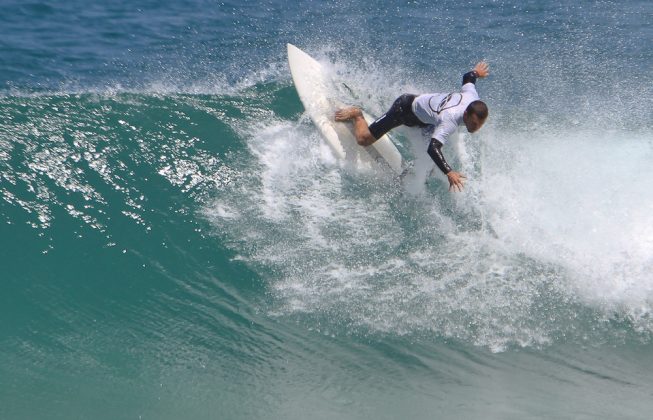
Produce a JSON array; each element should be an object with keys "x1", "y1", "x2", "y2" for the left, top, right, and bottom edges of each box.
[{"x1": 287, "y1": 43, "x2": 404, "y2": 174}]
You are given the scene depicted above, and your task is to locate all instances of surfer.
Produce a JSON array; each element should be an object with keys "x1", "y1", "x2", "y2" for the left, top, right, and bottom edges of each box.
[{"x1": 335, "y1": 61, "x2": 489, "y2": 192}]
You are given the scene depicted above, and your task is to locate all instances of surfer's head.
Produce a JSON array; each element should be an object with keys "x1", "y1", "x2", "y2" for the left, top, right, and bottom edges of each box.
[{"x1": 463, "y1": 100, "x2": 488, "y2": 133}]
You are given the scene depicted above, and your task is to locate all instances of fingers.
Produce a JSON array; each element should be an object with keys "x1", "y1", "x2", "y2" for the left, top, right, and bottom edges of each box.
[
  {"x1": 448, "y1": 179, "x2": 465, "y2": 192},
  {"x1": 474, "y1": 61, "x2": 490, "y2": 77},
  {"x1": 447, "y1": 171, "x2": 466, "y2": 192}
]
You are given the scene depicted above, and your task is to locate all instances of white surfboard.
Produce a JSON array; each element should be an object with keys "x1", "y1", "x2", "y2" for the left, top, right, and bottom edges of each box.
[{"x1": 287, "y1": 43, "x2": 404, "y2": 174}]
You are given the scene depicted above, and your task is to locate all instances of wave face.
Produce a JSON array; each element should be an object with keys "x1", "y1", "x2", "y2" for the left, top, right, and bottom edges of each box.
[{"x1": 1, "y1": 0, "x2": 652, "y2": 419}]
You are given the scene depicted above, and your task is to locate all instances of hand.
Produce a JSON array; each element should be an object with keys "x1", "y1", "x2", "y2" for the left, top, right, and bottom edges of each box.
[
  {"x1": 447, "y1": 171, "x2": 466, "y2": 192},
  {"x1": 473, "y1": 61, "x2": 489, "y2": 78}
]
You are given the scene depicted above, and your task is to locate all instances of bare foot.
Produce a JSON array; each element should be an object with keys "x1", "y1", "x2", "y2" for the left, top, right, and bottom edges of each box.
[{"x1": 335, "y1": 106, "x2": 362, "y2": 122}]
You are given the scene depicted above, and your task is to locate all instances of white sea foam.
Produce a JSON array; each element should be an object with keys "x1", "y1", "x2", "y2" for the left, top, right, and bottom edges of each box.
[
  {"x1": 205, "y1": 48, "x2": 653, "y2": 350},
  {"x1": 479, "y1": 127, "x2": 653, "y2": 326}
]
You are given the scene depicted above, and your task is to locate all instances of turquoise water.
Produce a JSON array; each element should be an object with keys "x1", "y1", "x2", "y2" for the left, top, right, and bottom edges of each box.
[{"x1": 2, "y1": 1, "x2": 653, "y2": 419}]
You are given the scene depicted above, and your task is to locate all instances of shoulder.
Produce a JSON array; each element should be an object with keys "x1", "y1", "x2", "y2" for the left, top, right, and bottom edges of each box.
[
  {"x1": 432, "y1": 117, "x2": 458, "y2": 144},
  {"x1": 461, "y1": 82, "x2": 479, "y2": 97}
]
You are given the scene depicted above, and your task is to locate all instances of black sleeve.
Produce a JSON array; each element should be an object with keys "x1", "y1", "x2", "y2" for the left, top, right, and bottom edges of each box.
[
  {"x1": 462, "y1": 70, "x2": 478, "y2": 85},
  {"x1": 427, "y1": 138, "x2": 452, "y2": 174}
]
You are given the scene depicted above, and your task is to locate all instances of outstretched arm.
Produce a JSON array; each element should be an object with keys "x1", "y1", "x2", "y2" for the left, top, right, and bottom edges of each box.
[
  {"x1": 462, "y1": 61, "x2": 490, "y2": 85},
  {"x1": 427, "y1": 138, "x2": 466, "y2": 192}
]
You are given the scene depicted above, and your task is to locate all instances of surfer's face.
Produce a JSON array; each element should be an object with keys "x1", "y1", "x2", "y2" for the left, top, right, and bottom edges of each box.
[{"x1": 463, "y1": 112, "x2": 486, "y2": 133}]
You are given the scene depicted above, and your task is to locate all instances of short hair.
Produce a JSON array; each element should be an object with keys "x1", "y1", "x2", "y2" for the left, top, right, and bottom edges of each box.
[{"x1": 466, "y1": 100, "x2": 488, "y2": 119}]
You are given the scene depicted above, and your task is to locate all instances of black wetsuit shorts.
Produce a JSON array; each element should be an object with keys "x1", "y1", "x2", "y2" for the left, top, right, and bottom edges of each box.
[{"x1": 368, "y1": 94, "x2": 428, "y2": 140}]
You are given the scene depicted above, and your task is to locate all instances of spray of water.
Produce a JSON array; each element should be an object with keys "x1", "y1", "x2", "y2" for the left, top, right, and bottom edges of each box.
[{"x1": 202, "y1": 42, "x2": 653, "y2": 351}]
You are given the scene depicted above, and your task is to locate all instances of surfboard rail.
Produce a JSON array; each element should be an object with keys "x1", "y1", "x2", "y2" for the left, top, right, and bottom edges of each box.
[{"x1": 287, "y1": 43, "x2": 404, "y2": 174}]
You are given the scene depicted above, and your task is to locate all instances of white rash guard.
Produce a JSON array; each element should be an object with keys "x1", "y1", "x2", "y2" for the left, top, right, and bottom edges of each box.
[{"x1": 411, "y1": 82, "x2": 480, "y2": 144}]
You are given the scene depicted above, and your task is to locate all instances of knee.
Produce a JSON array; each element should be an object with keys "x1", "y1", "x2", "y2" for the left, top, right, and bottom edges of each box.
[{"x1": 357, "y1": 133, "x2": 376, "y2": 146}]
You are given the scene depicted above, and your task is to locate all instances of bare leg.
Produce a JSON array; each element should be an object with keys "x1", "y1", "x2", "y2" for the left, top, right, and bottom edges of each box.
[{"x1": 334, "y1": 107, "x2": 377, "y2": 146}]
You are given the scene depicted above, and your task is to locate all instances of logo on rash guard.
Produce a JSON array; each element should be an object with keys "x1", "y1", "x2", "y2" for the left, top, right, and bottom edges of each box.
[{"x1": 429, "y1": 93, "x2": 462, "y2": 115}]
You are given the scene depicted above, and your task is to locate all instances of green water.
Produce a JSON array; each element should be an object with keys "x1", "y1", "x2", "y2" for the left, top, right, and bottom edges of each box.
[{"x1": 2, "y1": 86, "x2": 653, "y2": 419}]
